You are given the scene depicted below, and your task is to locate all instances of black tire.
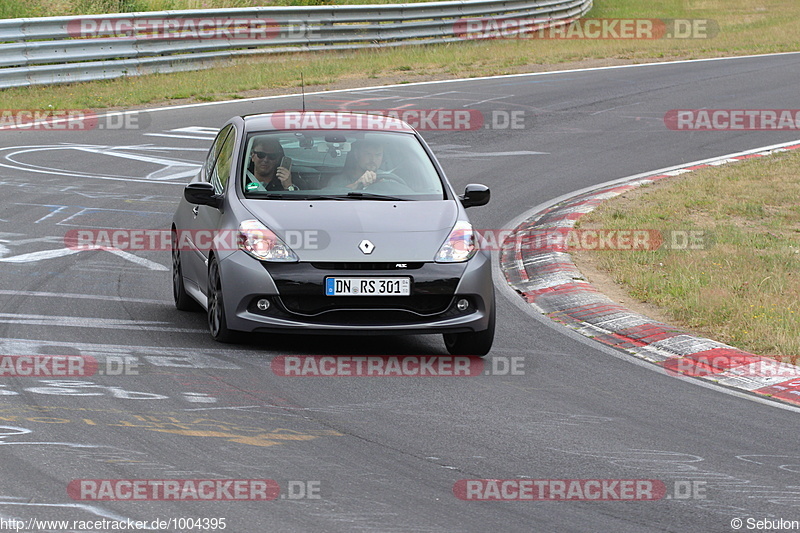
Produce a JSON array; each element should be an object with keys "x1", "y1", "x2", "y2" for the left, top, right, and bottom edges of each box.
[
  {"x1": 172, "y1": 230, "x2": 201, "y2": 312},
  {"x1": 443, "y1": 307, "x2": 495, "y2": 357},
  {"x1": 207, "y1": 256, "x2": 237, "y2": 343}
]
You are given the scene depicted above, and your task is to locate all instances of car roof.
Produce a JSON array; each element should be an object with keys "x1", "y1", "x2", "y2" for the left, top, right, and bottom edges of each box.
[{"x1": 241, "y1": 111, "x2": 417, "y2": 134}]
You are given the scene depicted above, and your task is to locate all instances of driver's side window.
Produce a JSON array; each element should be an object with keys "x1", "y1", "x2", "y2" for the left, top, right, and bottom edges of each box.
[
  {"x1": 210, "y1": 128, "x2": 235, "y2": 194},
  {"x1": 203, "y1": 125, "x2": 234, "y2": 185}
]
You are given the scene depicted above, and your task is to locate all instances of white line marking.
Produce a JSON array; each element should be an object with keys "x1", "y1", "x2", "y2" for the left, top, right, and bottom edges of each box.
[
  {"x1": 182, "y1": 405, "x2": 264, "y2": 412},
  {"x1": 52, "y1": 205, "x2": 170, "y2": 227},
  {"x1": 591, "y1": 102, "x2": 643, "y2": 115},
  {"x1": 171, "y1": 126, "x2": 220, "y2": 135},
  {"x1": 103, "y1": 248, "x2": 169, "y2": 271},
  {"x1": 0, "y1": 313, "x2": 205, "y2": 332},
  {"x1": 0, "y1": 145, "x2": 196, "y2": 185},
  {"x1": 437, "y1": 150, "x2": 547, "y2": 158},
  {"x1": 0, "y1": 247, "x2": 84, "y2": 263},
  {"x1": 71, "y1": 145, "x2": 191, "y2": 168},
  {"x1": 0, "y1": 237, "x2": 66, "y2": 253},
  {"x1": 0, "y1": 290, "x2": 171, "y2": 304},
  {"x1": 0, "y1": 442, "x2": 98, "y2": 448},
  {"x1": 0, "y1": 246, "x2": 168, "y2": 271},
  {"x1": 396, "y1": 90, "x2": 461, "y2": 102},
  {"x1": 464, "y1": 95, "x2": 515, "y2": 107},
  {"x1": 31, "y1": 205, "x2": 70, "y2": 224},
  {"x1": 143, "y1": 133, "x2": 217, "y2": 140},
  {"x1": 0, "y1": 338, "x2": 240, "y2": 369},
  {"x1": 70, "y1": 145, "x2": 201, "y2": 181}
]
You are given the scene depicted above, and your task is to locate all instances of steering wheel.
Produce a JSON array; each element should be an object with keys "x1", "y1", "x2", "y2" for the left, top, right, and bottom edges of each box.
[
  {"x1": 367, "y1": 172, "x2": 411, "y2": 189},
  {"x1": 379, "y1": 174, "x2": 408, "y2": 186}
]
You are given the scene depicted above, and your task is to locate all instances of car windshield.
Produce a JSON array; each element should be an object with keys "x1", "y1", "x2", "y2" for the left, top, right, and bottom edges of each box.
[{"x1": 241, "y1": 130, "x2": 445, "y2": 200}]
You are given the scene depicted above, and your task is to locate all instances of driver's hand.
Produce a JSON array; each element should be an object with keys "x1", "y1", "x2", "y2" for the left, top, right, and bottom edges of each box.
[
  {"x1": 277, "y1": 167, "x2": 292, "y2": 188},
  {"x1": 356, "y1": 171, "x2": 377, "y2": 188}
]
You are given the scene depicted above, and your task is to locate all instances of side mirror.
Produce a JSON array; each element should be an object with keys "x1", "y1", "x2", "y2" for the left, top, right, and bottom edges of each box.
[
  {"x1": 459, "y1": 184, "x2": 490, "y2": 208},
  {"x1": 184, "y1": 182, "x2": 222, "y2": 209}
]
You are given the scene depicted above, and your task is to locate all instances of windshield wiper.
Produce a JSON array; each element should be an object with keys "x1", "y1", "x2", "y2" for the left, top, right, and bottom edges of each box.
[
  {"x1": 248, "y1": 193, "x2": 347, "y2": 201},
  {"x1": 343, "y1": 192, "x2": 410, "y2": 201},
  {"x1": 248, "y1": 192, "x2": 409, "y2": 201},
  {"x1": 289, "y1": 194, "x2": 349, "y2": 201}
]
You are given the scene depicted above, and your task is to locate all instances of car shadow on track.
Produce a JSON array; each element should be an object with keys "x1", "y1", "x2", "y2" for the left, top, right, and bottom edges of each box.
[
  {"x1": 150, "y1": 302, "x2": 450, "y2": 355},
  {"x1": 233, "y1": 331, "x2": 446, "y2": 356}
]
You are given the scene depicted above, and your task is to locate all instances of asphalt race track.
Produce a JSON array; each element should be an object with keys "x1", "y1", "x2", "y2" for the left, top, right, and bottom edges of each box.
[{"x1": 1, "y1": 52, "x2": 799, "y2": 532}]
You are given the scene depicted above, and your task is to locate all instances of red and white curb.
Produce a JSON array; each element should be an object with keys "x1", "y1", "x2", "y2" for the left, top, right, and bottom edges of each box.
[{"x1": 500, "y1": 139, "x2": 800, "y2": 407}]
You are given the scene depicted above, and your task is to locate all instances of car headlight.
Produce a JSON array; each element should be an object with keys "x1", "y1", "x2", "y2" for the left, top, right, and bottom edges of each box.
[
  {"x1": 435, "y1": 220, "x2": 478, "y2": 262},
  {"x1": 238, "y1": 219, "x2": 298, "y2": 262}
]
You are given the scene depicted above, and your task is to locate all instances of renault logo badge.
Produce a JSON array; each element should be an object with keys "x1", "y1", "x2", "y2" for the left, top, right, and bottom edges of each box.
[{"x1": 359, "y1": 240, "x2": 375, "y2": 254}]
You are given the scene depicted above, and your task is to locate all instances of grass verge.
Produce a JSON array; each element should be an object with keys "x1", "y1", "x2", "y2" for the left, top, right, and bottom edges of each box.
[
  {"x1": 0, "y1": 0, "x2": 430, "y2": 19},
  {"x1": 1, "y1": 0, "x2": 800, "y2": 110},
  {"x1": 573, "y1": 150, "x2": 800, "y2": 358}
]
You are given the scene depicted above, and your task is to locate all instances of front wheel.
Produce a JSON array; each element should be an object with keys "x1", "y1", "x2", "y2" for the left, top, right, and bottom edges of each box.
[
  {"x1": 443, "y1": 307, "x2": 495, "y2": 357},
  {"x1": 207, "y1": 256, "x2": 237, "y2": 343},
  {"x1": 172, "y1": 230, "x2": 201, "y2": 312}
]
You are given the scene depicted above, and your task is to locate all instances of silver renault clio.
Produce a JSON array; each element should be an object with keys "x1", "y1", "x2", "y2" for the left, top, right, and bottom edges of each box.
[{"x1": 171, "y1": 111, "x2": 494, "y2": 355}]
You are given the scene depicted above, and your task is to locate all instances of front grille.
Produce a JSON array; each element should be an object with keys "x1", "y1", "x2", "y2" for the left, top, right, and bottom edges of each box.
[
  {"x1": 260, "y1": 262, "x2": 466, "y2": 319},
  {"x1": 282, "y1": 308, "x2": 450, "y2": 325},
  {"x1": 310, "y1": 262, "x2": 424, "y2": 270},
  {"x1": 279, "y1": 294, "x2": 453, "y2": 316}
]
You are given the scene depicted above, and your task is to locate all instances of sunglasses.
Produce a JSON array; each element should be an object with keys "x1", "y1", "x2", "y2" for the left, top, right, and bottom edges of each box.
[{"x1": 253, "y1": 151, "x2": 281, "y2": 161}]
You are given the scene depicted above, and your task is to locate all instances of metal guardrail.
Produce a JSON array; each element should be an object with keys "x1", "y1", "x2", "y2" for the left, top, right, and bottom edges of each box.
[{"x1": 0, "y1": 0, "x2": 592, "y2": 88}]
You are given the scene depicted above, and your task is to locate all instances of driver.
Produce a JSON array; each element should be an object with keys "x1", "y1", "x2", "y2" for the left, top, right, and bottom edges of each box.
[{"x1": 329, "y1": 140, "x2": 384, "y2": 190}]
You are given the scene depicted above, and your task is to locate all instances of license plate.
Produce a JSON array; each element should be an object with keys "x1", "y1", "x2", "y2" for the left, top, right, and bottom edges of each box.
[{"x1": 325, "y1": 277, "x2": 410, "y2": 296}]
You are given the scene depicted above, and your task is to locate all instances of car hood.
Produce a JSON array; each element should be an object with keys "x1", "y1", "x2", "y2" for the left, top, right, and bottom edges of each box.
[{"x1": 240, "y1": 199, "x2": 460, "y2": 262}]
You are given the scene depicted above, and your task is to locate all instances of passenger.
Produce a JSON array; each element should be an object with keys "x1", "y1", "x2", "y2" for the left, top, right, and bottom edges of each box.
[{"x1": 245, "y1": 138, "x2": 301, "y2": 191}]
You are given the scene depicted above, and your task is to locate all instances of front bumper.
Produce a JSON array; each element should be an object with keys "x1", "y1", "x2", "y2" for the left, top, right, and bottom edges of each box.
[{"x1": 218, "y1": 250, "x2": 494, "y2": 334}]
